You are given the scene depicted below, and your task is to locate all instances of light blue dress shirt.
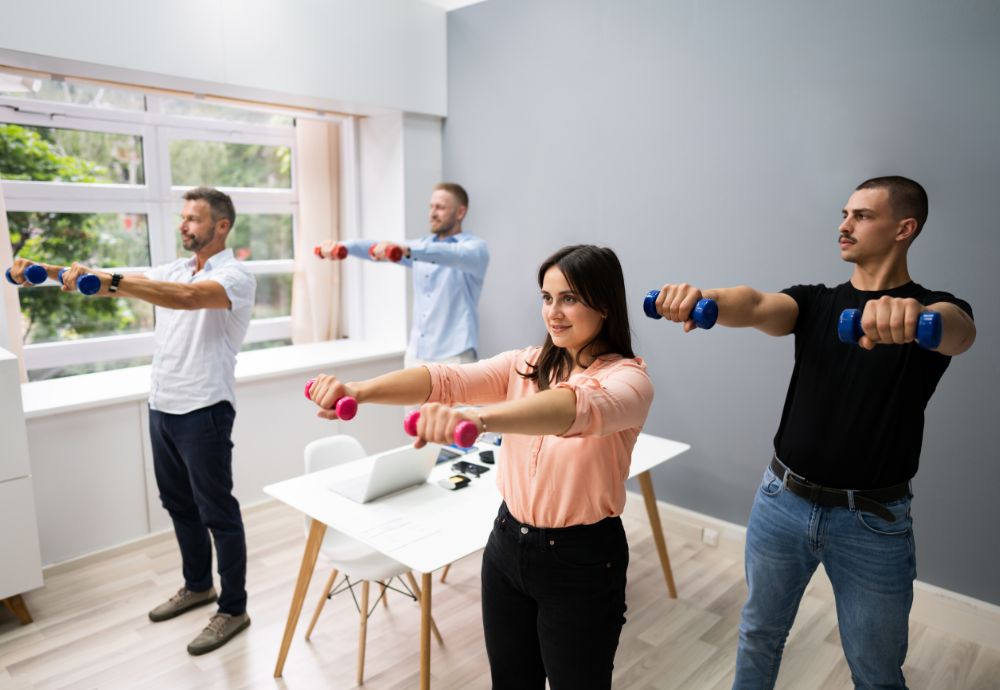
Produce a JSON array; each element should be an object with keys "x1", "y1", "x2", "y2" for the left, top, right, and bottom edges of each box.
[{"x1": 342, "y1": 233, "x2": 489, "y2": 360}]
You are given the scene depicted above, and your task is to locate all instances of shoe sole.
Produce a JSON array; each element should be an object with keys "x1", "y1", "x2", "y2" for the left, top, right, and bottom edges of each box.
[
  {"x1": 148, "y1": 593, "x2": 218, "y2": 623},
  {"x1": 186, "y1": 617, "x2": 251, "y2": 656}
]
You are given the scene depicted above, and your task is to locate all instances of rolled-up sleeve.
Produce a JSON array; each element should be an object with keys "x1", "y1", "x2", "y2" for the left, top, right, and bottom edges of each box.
[
  {"x1": 425, "y1": 349, "x2": 527, "y2": 406},
  {"x1": 555, "y1": 358, "x2": 653, "y2": 437}
]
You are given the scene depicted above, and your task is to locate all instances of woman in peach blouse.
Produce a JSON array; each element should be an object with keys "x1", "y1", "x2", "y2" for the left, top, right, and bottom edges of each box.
[{"x1": 308, "y1": 245, "x2": 653, "y2": 689}]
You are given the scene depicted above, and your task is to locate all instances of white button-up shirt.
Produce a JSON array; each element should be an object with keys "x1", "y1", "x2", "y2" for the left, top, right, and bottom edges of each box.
[{"x1": 146, "y1": 249, "x2": 256, "y2": 414}]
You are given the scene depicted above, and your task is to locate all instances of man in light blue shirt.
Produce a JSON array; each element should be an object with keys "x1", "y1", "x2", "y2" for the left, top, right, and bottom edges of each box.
[{"x1": 324, "y1": 183, "x2": 489, "y2": 366}]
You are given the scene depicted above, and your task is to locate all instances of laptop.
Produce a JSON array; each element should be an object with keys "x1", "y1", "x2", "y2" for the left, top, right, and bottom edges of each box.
[{"x1": 328, "y1": 444, "x2": 438, "y2": 503}]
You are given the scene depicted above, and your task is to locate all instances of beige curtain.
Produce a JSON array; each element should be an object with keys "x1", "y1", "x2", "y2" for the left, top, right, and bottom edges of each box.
[
  {"x1": 0, "y1": 182, "x2": 27, "y2": 381},
  {"x1": 291, "y1": 118, "x2": 342, "y2": 343}
]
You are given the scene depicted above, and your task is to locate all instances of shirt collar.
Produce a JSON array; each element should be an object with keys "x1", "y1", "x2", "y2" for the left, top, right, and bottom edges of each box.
[{"x1": 185, "y1": 248, "x2": 234, "y2": 272}]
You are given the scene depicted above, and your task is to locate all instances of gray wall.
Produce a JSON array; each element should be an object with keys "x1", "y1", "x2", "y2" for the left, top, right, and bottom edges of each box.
[{"x1": 444, "y1": 0, "x2": 1000, "y2": 604}]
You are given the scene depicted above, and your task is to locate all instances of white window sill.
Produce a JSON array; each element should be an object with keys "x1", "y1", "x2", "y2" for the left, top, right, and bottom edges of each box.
[{"x1": 21, "y1": 339, "x2": 405, "y2": 419}]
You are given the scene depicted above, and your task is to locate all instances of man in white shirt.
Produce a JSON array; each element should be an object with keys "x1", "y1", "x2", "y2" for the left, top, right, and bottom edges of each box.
[{"x1": 55, "y1": 187, "x2": 256, "y2": 655}]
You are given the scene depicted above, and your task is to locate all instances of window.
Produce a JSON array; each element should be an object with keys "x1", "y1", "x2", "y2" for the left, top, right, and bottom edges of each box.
[{"x1": 1, "y1": 70, "x2": 312, "y2": 380}]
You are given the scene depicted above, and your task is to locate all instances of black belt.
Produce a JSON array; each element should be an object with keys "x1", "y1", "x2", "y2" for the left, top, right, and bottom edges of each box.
[{"x1": 769, "y1": 457, "x2": 909, "y2": 522}]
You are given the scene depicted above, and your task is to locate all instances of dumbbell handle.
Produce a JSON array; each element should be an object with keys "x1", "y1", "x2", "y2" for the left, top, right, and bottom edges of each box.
[
  {"x1": 304, "y1": 378, "x2": 358, "y2": 420},
  {"x1": 314, "y1": 243, "x2": 348, "y2": 260},
  {"x1": 837, "y1": 308, "x2": 942, "y2": 350},
  {"x1": 643, "y1": 291, "x2": 718, "y2": 330},
  {"x1": 403, "y1": 410, "x2": 479, "y2": 448},
  {"x1": 369, "y1": 243, "x2": 404, "y2": 262},
  {"x1": 5, "y1": 264, "x2": 48, "y2": 286},
  {"x1": 57, "y1": 269, "x2": 102, "y2": 296}
]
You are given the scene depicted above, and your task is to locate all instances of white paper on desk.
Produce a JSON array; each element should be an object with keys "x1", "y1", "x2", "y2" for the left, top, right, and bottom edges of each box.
[{"x1": 354, "y1": 505, "x2": 442, "y2": 551}]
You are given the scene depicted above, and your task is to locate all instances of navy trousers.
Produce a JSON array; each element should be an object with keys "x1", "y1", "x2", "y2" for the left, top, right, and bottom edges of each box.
[{"x1": 148, "y1": 401, "x2": 247, "y2": 615}]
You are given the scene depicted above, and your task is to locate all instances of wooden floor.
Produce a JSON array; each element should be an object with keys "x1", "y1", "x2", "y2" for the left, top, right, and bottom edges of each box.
[{"x1": 2, "y1": 496, "x2": 998, "y2": 690}]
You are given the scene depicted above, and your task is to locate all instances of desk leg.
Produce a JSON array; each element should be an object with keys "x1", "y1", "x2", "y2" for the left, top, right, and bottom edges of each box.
[
  {"x1": 637, "y1": 471, "x2": 677, "y2": 599},
  {"x1": 420, "y1": 572, "x2": 432, "y2": 690},
  {"x1": 274, "y1": 519, "x2": 327, "y2": 678}
]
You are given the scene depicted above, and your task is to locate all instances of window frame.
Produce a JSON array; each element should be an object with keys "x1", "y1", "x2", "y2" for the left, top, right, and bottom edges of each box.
[{"x1": 2, "y1": 89, "x2": 303, "y2": 375}]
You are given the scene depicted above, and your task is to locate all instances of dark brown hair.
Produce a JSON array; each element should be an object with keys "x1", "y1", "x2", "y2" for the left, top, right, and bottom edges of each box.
[
  {"x1": 520, "y1": 245, "x2": 635, "y2": 390},
  {"x1": 856, "y1": 176, "x2": 928, "y2": 237}
]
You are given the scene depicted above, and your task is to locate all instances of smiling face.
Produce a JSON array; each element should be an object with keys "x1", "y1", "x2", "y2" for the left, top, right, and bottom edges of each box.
[
  {"x1": 541, "y1": 265, "x2": 606, "y2": 361},
  {"x1": 838, "y1": 187, "x2": 913, "y2": 265}
]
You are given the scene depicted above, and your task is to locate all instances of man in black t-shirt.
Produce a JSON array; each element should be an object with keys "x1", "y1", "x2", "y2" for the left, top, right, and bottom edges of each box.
[{"x1": 651, "y1": 176, "x2": 976, "y2": 689}]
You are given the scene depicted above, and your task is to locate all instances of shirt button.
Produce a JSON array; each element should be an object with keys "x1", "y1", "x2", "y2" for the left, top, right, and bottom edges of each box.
[{"x1": 520, "y1": 526, "x2": 529, "y2": 534}]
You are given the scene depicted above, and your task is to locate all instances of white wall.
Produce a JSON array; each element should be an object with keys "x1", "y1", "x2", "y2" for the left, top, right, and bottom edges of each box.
[{"x1": 0, "y1": 0, "x2": 447, "y2": 116}]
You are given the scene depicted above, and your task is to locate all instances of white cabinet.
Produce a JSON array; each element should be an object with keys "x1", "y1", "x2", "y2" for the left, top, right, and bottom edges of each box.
[{"x1": 0, "y1": 348, "x2": 43, "y2": 607}]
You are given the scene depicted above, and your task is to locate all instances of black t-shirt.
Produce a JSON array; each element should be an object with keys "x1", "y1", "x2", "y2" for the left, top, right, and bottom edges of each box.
[{"x1": 773, "y1": 281, "x2": 972, "y2": 489}]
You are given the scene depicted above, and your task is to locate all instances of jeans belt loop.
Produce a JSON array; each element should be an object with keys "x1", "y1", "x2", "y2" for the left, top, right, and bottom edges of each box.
[{"x1": 847, "y1": 489, "x2": 856, "y2": 512}]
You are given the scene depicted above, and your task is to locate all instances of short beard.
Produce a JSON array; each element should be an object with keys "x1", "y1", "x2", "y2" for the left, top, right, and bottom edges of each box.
[
  {"x1": 432, "y1": 220, "x2": 456, "y2": 236},
  {"x1": 183, "y1": 223, "x2": 217, "y2": 251}
]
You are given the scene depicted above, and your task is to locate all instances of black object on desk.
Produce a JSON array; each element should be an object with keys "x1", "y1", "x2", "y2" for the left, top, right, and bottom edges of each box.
[
  {"x1": 452, "y1": 460, "x2": 489, "y2": 477},
  {"x1": 478, "y1": 450, "x2": 495, "y2": 465}
]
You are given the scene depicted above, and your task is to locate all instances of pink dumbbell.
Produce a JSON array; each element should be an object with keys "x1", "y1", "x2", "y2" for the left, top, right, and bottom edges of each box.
[
  {"x1": 314, "y1": 243, "x2": 348, "y2": 260},
  {"x1": 403, "y1": 410, "x2": 479, "y2": 448},
  {"x1": 369, "y1": 243, "x2": 403, "y2": 262},
  {"x1": 304, "y1": 378, "x2": 358, "y2": 420}
]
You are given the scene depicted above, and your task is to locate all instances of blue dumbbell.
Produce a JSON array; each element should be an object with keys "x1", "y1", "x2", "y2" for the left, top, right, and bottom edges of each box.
[
  {"x1": 838, "y1": 308, "x2": 942, "y2": 350},
  {"x1": 5, "y1": 264, "x2": 48, "y2": 286},
  {"x1": 58, "y1": 268, "x2": 102, "y2": 296},
  {"x1": 643, "y1": 290, "x2": 718, "y2": 330}
]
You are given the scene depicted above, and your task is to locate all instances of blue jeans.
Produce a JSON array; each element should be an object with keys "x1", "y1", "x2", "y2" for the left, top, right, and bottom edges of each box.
[{"x1": 734, "y1": 465, "x2": 916, "y2": 690}]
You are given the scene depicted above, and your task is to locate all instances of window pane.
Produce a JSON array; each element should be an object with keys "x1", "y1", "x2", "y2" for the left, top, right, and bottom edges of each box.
[
  {"x1": 26, "y1": 354, "x2": 154, "y2": 382},
  {"x1": 0, "y1": 70, "x2": 145, "y2": 111},
  {"x1": 175, "y1": 213, "x2": 293, "y2": 261},
  {"x1": 9, "y1": 210, "x2": 154, "y2": 345},
  {"x1": 169, "y1": 140, "x2": 291, "y2": 189},
  {"x1": 18, "y1": 290, "x2": 154, "y2": 346},
  {"x1": 8, "y1": 211, "x2": 151, "y2": 267},
  {"x1": 160, "y1": 97, "x2": 293, "y2": 127},
  {"x1": 252, "y1": 273, "x2": 292, "y2": 319},
  {"x1": 0, "y1": 124, "x2": 144, "y2": 184}
]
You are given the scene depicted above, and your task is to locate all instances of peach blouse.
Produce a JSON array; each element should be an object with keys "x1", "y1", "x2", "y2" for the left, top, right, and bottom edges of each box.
[{"x1": 425, "y1": 347, "x2": 653, "y2": 528}]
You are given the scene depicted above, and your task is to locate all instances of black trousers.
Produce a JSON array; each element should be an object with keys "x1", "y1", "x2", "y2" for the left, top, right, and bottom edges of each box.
[
  {"x1": 481, "y1": 503, "x2": 628, "y2": 690},
  {"x1": 149, "y1": 401, "x2": 247, "y2": 615}
]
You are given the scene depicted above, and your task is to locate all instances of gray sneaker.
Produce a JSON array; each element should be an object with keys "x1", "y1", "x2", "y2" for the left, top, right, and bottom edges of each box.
[
  {"x1": 148, "y1": 587, "x2": 218, "y2": 622},
  {"x1": 186, "y1": 612, "x2": 251, "y2": 656}
]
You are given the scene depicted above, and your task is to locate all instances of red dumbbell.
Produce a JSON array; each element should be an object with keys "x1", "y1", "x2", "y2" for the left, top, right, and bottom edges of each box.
[
  {"x1": 314, "y1": 243, "x2": 348, "y2": 260},
  {"x1": 304, "y1": 378, "x2": 358, "y2": 420},
  {"x1": 403, "y1": 410, "x2": 479, "y2": 448},
  {"x1": 369, "y1": 243, "x2": 404, "y2": 262}
]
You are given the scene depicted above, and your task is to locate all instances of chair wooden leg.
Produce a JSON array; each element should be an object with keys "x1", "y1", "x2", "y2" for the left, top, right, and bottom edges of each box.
[
  {"x1": 357, "y1": 581, "x2": 370, "y2": 686},
  {"x1": 439, "y1": 563, "x2": 452, "y2": 583},
  {"x1": 305, "y1": 568, "x2": 339, "y2": 641},
  {"x1": 405, "y1": 571, "x2": 443, "y2": 645}
]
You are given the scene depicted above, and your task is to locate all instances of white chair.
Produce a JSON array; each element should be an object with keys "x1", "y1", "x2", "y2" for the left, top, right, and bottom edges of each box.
[{"x1": 302, "y1": 435, "x2": 443, "y2": 685}]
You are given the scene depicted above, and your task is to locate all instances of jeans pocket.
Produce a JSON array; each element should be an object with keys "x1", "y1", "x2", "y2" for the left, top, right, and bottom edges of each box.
[
  {"x1": 856, "y1": 499, "x2": 912, "y2": 536},
  {"x1": 759, "y1": 466, "x2": 783, "y2": 497}
]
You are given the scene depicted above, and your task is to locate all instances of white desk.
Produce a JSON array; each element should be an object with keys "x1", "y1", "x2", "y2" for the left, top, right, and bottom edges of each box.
[{"x1": 265, "y1": 432, "x2": 689, "y2": 688}]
